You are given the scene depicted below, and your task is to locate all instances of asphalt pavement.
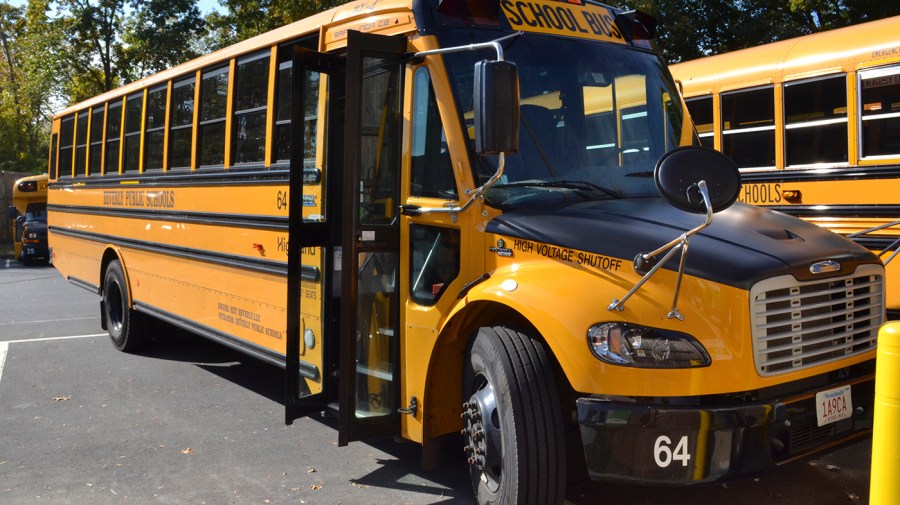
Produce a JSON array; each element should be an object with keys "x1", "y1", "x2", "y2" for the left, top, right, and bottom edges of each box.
[{"x1": 0, "y1": 256, "x2": 873, "y2": 504}]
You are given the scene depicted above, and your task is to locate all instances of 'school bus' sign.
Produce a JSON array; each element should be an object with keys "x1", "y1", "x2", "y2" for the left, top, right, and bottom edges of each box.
[{"x1": 500, "y1": 0, "x2": 625, "y2": 43}]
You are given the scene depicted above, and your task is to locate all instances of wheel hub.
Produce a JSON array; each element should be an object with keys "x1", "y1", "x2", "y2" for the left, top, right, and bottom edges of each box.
[{"x1": 461, "y1": 378, "x2": 503, "y2": 487}]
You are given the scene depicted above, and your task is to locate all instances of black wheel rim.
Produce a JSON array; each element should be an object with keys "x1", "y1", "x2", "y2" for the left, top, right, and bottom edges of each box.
[{"x1": 106, "y1": 280, "x2": 124, "y2": 335}]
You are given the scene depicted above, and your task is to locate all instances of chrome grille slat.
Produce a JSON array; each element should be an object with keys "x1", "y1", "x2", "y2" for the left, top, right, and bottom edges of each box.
[
  {"x1": 753, "y1": 289, "x2": 882, "y2": 320},
  {"x1": 752, "y1": 278, "x2": 880, "y2": 306},
  {"x1": 758, "y1": 325, "x2": 878, "y2": 354},
  {"x1": 750, "y1": 264, "x2": 884, "y2": 376},
  {"x1": 761, "y1": 334, "x2": 878, "y2": 367},
  {"x1": 755, "y1": 303, "x2": 882, "y2": 334}
]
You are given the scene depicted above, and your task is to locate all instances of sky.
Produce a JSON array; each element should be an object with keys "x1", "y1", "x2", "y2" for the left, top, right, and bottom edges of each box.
[{"x1": 7, "y1": 0, "x2": 225, "y2": 15}]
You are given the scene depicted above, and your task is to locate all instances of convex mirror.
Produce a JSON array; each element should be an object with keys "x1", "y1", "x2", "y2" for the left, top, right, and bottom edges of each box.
[{"x1": 655, "y1": 146, "x2": 741, "y2": 213}]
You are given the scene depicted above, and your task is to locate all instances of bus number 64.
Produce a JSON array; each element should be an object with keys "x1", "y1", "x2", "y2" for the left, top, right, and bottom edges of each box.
[{"x1": 653, "y1": 435, "x2": 691, "y2": 468}]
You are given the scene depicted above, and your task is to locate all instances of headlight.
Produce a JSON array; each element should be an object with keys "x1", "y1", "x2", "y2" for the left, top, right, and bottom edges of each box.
[
  {"x1": 587, "y1": 322, "x2": 710, "y2": 368},
  {"x1": 26, "y1": 232, "x2": 38, "y2": 239}
]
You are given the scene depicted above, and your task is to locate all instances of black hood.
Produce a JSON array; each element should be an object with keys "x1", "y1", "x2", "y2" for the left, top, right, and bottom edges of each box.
[{"x1": 486, "y1": 198, "x2": 880, "y2": 289}]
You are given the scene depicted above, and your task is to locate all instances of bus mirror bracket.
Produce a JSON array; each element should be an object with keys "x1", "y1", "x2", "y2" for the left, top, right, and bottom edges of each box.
[
  {"x1": 848, "y1": 220, "x2": 900, "y2": 266},
  {"x1": 403, "y1": 32, "x2": 522, "y2": 216},
  {"x1": 608, "y1": 147, "x2": 741, "y2": 319}
]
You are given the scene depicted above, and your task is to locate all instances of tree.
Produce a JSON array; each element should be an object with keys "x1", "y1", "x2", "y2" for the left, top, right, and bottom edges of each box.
[
  {"x1": 56, "y1": 0, "x2": 205, "y2": 101},
  {"x1": 623, "y1": 0, "x2": 900, "y2": 63},
  {"x1": 0, "y1": 0, "x2": 60, "y2": 173},
  {"x1": 119, "y1": 0, "x2": 206, "y2": 82},
  {"x1": 203, "y1": 0, "x2": 344, "y2": 50}
]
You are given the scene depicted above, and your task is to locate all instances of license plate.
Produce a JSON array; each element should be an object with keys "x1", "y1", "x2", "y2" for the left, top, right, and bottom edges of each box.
[{"x1": 815, "y1": 385, "x2": 853, "y2": 427}]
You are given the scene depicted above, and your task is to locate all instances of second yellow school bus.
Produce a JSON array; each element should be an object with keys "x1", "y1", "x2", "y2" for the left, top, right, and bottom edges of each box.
[
  {"x1": 7, "y1": 173, "x2": 49, "y2": 263},
  {"x1": 671, "y1": 15, "x2": 900, "y2": 316},
  {"x1": 48, "y1": 0, "x2": 884, "y2": 502}
]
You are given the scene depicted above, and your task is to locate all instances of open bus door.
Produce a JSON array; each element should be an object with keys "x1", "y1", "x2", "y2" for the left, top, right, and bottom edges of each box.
[
  {"x1": 285, "y1": 32, "x2": 407, "y2": 444},
  {"x1": 338, "y1": 31, "x2": 407, "y2": 445},
  {"x1": 285, "y1": 44, "x2": 339, "y2": 422}
]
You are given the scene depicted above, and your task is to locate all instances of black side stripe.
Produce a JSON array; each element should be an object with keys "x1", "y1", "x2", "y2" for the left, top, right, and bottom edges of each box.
[
  {"x1": 50, "y1": 167, "x2": 290, "y2": 189},
  {"x1": 68, "y1": 275, "x2": 100, "y2": 294},
  {"x1": 50, "y1": 226, "x2": 321, "y2": 281},
  {"x1": 49, "y1": 204, "x2": 288, "y2": 232},
  {"x1": 136, "y1": 301, "x2": 320, "y2": 381},
  {"x1": 765, "y1": 204, "x2": 900, "y2": 219},
  {"x1": 741, "y1": 165, "x2": 900, "y2": 183}
]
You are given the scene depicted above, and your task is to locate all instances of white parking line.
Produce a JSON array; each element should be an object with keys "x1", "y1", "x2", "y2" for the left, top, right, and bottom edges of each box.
[
  {"x1": 0, "y1": 316, "x2": 99, "y2": 326},
  {"x1": 0, "y1": 341, "x2": 7, "y2": 384},
  {"x1": 5, "y1": 333, "x2": 106, "y2": 345},
  {"x1": 0, "y1": 334, "x2": 105, "y2": 385}
]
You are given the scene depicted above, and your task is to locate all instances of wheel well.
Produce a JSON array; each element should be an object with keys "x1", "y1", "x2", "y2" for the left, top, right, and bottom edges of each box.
[
  {"x1": 98, "y1": 249, "x2": 125, "y2": 331},
  {"x1": 422, "y1": 301, "x2": 574, "y2": 444},
  {"x1": 99, "y1": 248, "x2": 124, "y2": 296}
]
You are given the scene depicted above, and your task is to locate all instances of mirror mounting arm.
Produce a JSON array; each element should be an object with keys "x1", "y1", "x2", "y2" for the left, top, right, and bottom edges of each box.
[
  {"x1": 401, "y1": 154, "x2": 506, "y2": 216},
  {"x1": 406, "y1": 32, "x2": 521, "y2": 217},
  {"x1": 412, "y1": 31, "x2": 521, "y2": 63},
  {"x1": 608, "y1": 181, "x2": 713, "y2": 319}
]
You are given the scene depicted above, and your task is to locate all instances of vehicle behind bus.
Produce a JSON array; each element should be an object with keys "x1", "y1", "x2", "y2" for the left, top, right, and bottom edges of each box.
[
  {"x1": 47, "y1": 1, "x2": 884, "y2": 503},
  {"x1": 670, "y1": 15, "x2": 900, "y2": 317},
  {"x1": 7, "y1": 173, "x2": 49, "y2": 264}
]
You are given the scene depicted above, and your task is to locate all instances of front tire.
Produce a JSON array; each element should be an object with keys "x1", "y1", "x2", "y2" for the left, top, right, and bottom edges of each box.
[
  {"x1": 462, "y1": 326, "x2": 566, "y2": 505},
  {"x1": 103, "y1": 260, "x2": 147, "y2": 352}
]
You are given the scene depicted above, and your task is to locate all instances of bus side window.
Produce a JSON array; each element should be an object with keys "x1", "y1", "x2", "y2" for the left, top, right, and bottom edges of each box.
[
  {"x1": 234, "y1": 52, "x2": 270, "y2": 165},
  {"x1": 410, "y1": 224, "x2": 460, "y2": 305},
  {"x1": 49, "y1": 133, "x2": 58, "y2": 179},
  {"x1": 783, "y1": 75, "x2": 847, "y2": 167},
  {"x1": 170, "y1": 77, "x2": 195, "y2": 170},
  {"x1": 123, "y1": 92, "x2": 144, "y2": 172},
  {"x1": 721, "y1": 86, "x2": 775, "y2": 170},
  {"x1": 859, "y1": 65, "x2": 900, "y2": 159},
  {"x1": 58, "y1": 115, "x2": 74, "y2": 179},
  {"x1": 74, "y1": 110, "x2": 88, "y2": 177},
  {"x1": 199, "y1": 66, "x2": 230, "y2": 167},
  {"x1": 145, "y1": 85, "x2": 168, "y2": 171},
  {"x1": 89, "y1": 106, "x2": 105, "y2": 175},
  {"x1": 274, "y1": 60, "x2": 293, "y2": 164},
  {"x1": 410, "y1": 67, "x2": 457, "y2": 199},
  {"x1": 105, "y1": 100, "x2": 123, "y2": 175},
  {"x1": 685, "y1": 95, "x2": 714, "y2": 149}
]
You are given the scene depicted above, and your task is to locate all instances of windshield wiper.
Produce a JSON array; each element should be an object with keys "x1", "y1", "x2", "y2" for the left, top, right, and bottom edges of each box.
[{"x1": 496, "y1": 180, "x2": 624, "y2": 199}]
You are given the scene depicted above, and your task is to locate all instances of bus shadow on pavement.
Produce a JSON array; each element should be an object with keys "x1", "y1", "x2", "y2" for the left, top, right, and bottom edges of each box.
[{"x1": 137, "y1": 322, "x2": 286, "y2": 405}]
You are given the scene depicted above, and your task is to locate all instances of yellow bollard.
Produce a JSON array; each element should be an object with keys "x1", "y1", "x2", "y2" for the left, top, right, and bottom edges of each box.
[{"x1": 870, "y1": 322, "x2": 900, "y2": 505}]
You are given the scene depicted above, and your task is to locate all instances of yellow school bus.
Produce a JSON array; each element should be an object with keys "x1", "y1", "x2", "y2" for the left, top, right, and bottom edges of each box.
[
  {"x1": 670, "y1": 15, "x2": 900, "y2": 316},
  {"x1": 48, "y1": 0, "x2": 884, "y2": 502},
  {"x1": 7, "y1": 173, "x2": 49, "y2": 263}
]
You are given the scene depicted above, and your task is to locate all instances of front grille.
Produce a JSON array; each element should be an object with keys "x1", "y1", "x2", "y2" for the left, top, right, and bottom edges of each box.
[
  {"x1": 749, "y1": 264, "x2": 883, "y2": 376},
  {"x1": 788, "y1": 418, "x2": 854, "y2": 454}
]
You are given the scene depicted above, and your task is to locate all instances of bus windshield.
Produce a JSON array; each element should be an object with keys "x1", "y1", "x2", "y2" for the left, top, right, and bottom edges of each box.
[{"x1": 443, "y1": 34, "x2": 692, "y2": 207}]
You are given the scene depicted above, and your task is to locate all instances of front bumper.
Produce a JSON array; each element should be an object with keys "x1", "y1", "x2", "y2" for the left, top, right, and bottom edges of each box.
[
  {"x1": 21, "y1": 241, "x2": 49, "y2": 262},
  {"x1": 577, "y1": 374, "x2": 874, "y2": 485}
]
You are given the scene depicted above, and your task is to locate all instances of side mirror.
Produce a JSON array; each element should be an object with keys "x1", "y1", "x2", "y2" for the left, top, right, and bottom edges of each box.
[
  {"x1": 16, "y1": 215, "x2": 26, "y2": 228},
  {"x1": 474, "y1": 60, "x2": 520, "y2": 155},
  {"x1": 7, "y1": 205, "x2": 18, "y2": 221},
  {"x1": 655, "y1": 146, "x2": 741, "y2": 214}
]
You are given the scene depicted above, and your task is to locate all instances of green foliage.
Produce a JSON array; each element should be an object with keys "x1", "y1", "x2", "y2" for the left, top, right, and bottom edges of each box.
[
  {"x1": 119, "y1": 0, "x2": 206, "y2": 82},
  {"x1": 0, "y1": 0, "x2": 57, "y2": 173},
  {"x1": 202, "y1": 0, "x2": 345, "y2": 51},
  {"x1": 624, "y1": 0, "x2": 900, "y2": 63}
]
